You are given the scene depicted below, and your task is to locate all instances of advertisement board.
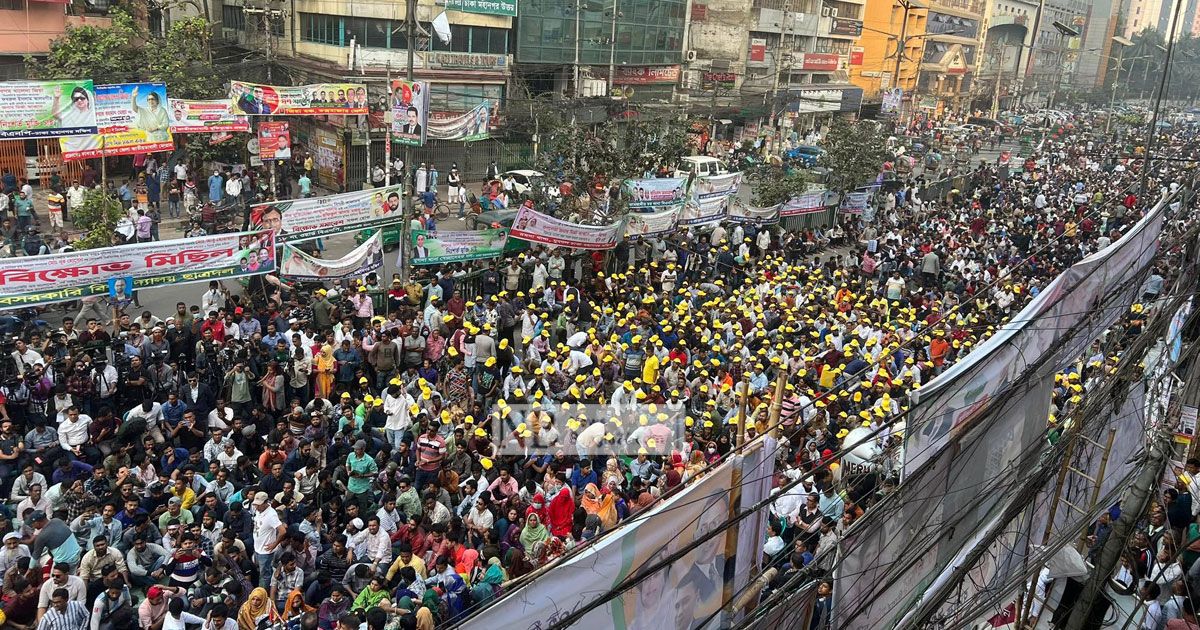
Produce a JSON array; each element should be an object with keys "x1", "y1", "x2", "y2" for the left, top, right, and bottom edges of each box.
[
  {"x1": 229, "y1": 81, "x2": 369, "y2": 115},
  {"x1": 61, "y1": 82, "x2": 174, "y2": 160},
  {"x1": 0, "y1": 80, "x2": 98, "y2": 140},
  {"x1": 168, "y1": 99, "x2": 250, "y2": 133}
]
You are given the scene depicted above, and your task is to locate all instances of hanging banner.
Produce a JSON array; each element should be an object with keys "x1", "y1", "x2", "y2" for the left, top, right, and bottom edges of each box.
[
  {"x1": 882, "y1": 88, "x2": 903, "y2": 114},
  {"x1": 250, "y1": 185, "x2": 404, "y2": 243},
  {"x1": 622, "y1": 177, "x2": 688, "y2": 209},
  {"x1": 60, "y1": 82, "x2": 174, "y2": 160},
  {"x1": 257, "y1": 121, "x2": 292, "y2": 161},
  {"x1": 281, "y1": 231, "x2": 384, "y2": 280},
  {"x1": 391, "y1": 79, "x2": 430, "y2": 147},
  {"x1": 0, "y1": 80, "x2": 98, "y2": 140},
  {"x1": 779, "y1": 191, "x2": 828, "y2": 217},
  {"x1": 727, "y1": 199, "x2": 780, "y2": 225},
  {"x1": 445, "y1": 0, "x2": 517, "y2": 16},
  {"x1": 624, "y1": 205, "x2": 681, "y2": 238},
  {"x1": 168, "y1": 99, "x2": 250, "y2": 133},
  {"x1": 410, "y1": 228, "x2": 509, "y2": 265},
  {"x1": 509, "y1": 206, "x2": 623, "y2": 250},
  {"x1": 427, "y1": 101, "x2": 490, "y2": 142},
  {"x1": 679, "y1": 196, "x2": 729, "y2": 226},
  {"x1": 839, "y1": 191, "x2": 870, "y2": 214},
  {"x1": 0, "y1": 231, "x2": 275, "y2": 308},
  {"x1": 693, "y1": 172, "x2": 742, "y2": 200},
  {"x1": 229, "y1": 81, "x2": 368, "y2": 116}
]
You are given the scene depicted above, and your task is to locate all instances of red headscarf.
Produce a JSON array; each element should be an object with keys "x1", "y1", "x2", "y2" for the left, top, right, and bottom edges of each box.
[{"x1": 546, "y1": 486, "x2": 574, "y2": 537}]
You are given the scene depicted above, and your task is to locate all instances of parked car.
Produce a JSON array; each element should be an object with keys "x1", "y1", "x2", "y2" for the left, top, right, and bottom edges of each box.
[
  {"x1": 501, "y1": 170, "x2": 559, "y2": 198},
  {"x1": 672, "y1": 156, "x2": 731, "y2": 178},
  {"x1": 786, "y1": 145, "x2": 825, "y2": 167}
]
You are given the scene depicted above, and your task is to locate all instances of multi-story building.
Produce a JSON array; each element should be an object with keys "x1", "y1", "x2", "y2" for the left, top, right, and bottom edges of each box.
[
  {"x1": 977, "y1": 0, "x2": 1037, "y2": 114},
  {"x1": 1021, "y1": 0, "x2": 1085, "y2": 106},
  {"x1": 1125, "y1": 0, "x2": 1162, "y2": 37},
  {"x1": 849, "y1": 0, "x2": 928, "y2": 103},
  {"x1": 916, "y1": 0, "x2": 985, "y2": 115},
  {"x1": 1074, "y1": 0, "x2": 1120, "y2": 90},
  {"x1": 0, "y1": 1, "x2": 119, "y2": 80}
]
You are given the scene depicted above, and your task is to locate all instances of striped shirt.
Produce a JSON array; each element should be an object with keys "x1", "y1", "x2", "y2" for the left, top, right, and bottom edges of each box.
[{"x1": 37, "y1": 600, "x2": 89, "y2": 630}]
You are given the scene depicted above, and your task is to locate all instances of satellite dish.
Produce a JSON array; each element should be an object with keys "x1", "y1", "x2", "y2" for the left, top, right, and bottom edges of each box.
[{"x1": 432, "y1": 12, "x2": 452, "y2": 45}]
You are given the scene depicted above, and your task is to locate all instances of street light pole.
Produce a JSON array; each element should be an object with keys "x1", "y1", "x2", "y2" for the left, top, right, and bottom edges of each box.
[
  {"x1": 1106, "y1": 44, "x2": 1126, "y2": 136},
  {"x1": 892, "y1": 0, "x2": 913, "y2": 90},
  {"x1": 606, "y1": 0, "x2": 619, "y2": 95},
  {"x1": 399, "y1": 0, "x2": 416, "y2": 284}
]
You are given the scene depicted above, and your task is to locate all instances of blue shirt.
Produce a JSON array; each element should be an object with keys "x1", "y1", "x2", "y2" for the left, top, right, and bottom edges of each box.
[
  {"x1": 51, "y1": 460, "x2": 94, "y2": 486},
  {"x1": 208, "y1": 174, "x2": 224, "y2": 202},
  {"x1": 162, "y1": 399, "x2": 188, "y2": 425}
]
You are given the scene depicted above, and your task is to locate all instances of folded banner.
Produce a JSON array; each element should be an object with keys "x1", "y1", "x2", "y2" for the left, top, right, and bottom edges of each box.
[
  {"x1": 281, "y1": 231, "x2": 383, "y2": 280},
  {"x1": 229, "y1": 81, "x2": 368, "y2": 116},
  {"x1": 509, "y1": 207, "x2": 622, "y2": 250},
  {"x1": 61, "y1": 82, "x2": 175, "y2": 161},
  {"x1": 251, "y1": 185, "x2": 404, "y2": 243},
  {"x1": 625, "y1": 206, "x2": 681, "y2": 238},
  {"x1": 623, "y1": 177, "x2": 688, "y2": 209},
  {"x1": 411, "y1": 228, "x2": 508, "y2": 265},
  {"x1": 0, "y1": 231, "x2": 275, "y2": 308},
  {"x1": 779, "y1": 191, "x2": 828, "y2": 217},
  {"x1": 0, "y1": 80, "x2": 98, "y2": 140},
  {"x1": 693, "y1": 172, "x2": 742, "y2": 200},
  {"x1": 168, "y1": 99, "x2": 250, "y2": 133},
  {"x1": 679, "y1": 195, "x2": 729, "y2": 226},
  {"x1": 427, "y1": 101, "x2": 490, "y2": 142},
  {"x1": 727, "y1": 199, "x2": 781, "y2": 225}
]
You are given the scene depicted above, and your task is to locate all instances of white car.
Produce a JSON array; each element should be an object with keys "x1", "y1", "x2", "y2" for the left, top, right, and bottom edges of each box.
[{"x1": 501, "y1": 169, "x2": 560, "y2": 198}]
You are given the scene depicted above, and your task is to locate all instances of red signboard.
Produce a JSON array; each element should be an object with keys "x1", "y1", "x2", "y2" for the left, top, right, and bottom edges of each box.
[
  {"x1": 801, "y1": 53, "x2": 840, "y2": 72},
  {"x1": 612, "y1": 65, "x2": 681, "y2": 85},
  {"x1": 691, "y1": 3, "x2": 708, "y2": 20},
  {"x1": 849, "y1": 49, "x2": 864, "y2": 66},
  {"x1": 749, "y1": 38, "x2": 767, "y2": 63}
]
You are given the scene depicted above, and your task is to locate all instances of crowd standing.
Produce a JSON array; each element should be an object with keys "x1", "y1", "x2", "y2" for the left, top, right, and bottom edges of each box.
[{"x1": 0, "y1": 108, "x2": 1193, "y2": 630}]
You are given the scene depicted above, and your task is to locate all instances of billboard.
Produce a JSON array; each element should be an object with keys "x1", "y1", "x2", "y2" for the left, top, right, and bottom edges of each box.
[
  {"x1": 229, "y1": 81, "x2": 369, "y2": 115},
  {"x1": 251, "y1": 185, "x2": 404, "y2": 243},
  {"x1": 0, "y1": 80, "x2": 98, "y2": 140},
  {"x1": 168, "y1": 99, "x2": 250, "y2": 133},
  {"x1": 426, "y1": 101, "x2": 490, "y2": 142},
  {"x1": 61, "y1": 82, "x2": 175, "y2": 160}
]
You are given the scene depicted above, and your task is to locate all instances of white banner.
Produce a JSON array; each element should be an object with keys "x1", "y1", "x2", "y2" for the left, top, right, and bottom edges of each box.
[
  {"x1": 623, "y1": 177, "x2": 688, "y2": 209},
  {"x1": 779, "y1": 191, "x2": 828, "y2": 217},
  {"x1": 679, "y1": 196, "x2": 729, "y2": 226},
  {"x1": 624, "y1": 206, "x2": 681, "y2": 238},
  {"x1": 508, "y1": 206, "x2": 623, "y2": 250},
  {"x1": 727, "y1": 199, "x2": 781, "y2": 225},
  {"x1": 426, "y1": 101, "x2": 490, "y2": 142},
  {"x1": 251, "y1": 185, "x2": 404, "y2": 243},
  {"x1": 167, "y1": 99, "x2": 250, "y2": 133},
  {"x1": 280, "y1": 231, "x2": 384, "y2": 280},
  {"x1": 693, "y1": 173, "x2": 742, "y2": 200}
]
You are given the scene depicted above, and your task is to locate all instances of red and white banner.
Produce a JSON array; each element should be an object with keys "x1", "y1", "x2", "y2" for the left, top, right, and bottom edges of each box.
[{"x1": 509, "y1": 207, "x2": 623, "y2": 250}]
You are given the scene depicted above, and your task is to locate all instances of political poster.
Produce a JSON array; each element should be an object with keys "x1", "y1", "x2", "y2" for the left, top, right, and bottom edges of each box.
[
  {"x1": 623, "y1": 177, "x2": 688, "y2": 209},
  {"x1": 59, "y1": 83, "x2": 175, "y2": 160},
  {"x1": 257, "y1": 121, "x2": 292, "y2": 161},
  {"x1": 410, "y1": 228, "x2": 508, "y2": 265},
  {"x1": 509, "y1": 206, "x2": 623, "y2": 250},
  {"x1": 391, "y1": 79, "x2": 430, "y2": 146},
  {"x1": 427, "y1": 101, "x2": 490, "y2": 142},
  {"x1": 882, "y1": 88, "x2": 903, "y2": 114},
  {"x1": 678, "y1": 196, "x2": 729, "y2": 226},
  {"x1": 779, "y1": 191, "x2": 828, "y2": 217},
  {"x1": 251, "y1": 185, "x2": 404, "y2": 243},
  {"x1": 692, "y1": 173, "x2": 742, "y2": 200},
  {"x1": 0, "y1": 230, "x2": 275, "y2": 307},
  {"x1": 624, "y1": 205, "x2": 681, "y2": 238},
  {"x1": 229, "y1": 81, "x2": 369, "y2": 115},
  {"x1": 281, "y1": 231, "x2": 384, "y2": 280},
  {"x1": 727, "y1": 199, "x2": 781, "y2": 225},
  {"x1": 0, "y1": 80, "x2": 98, "y2": 140},
  {"x1": 839, "y1": 191, "x2": 870, "y2": 214},
  {"x1": 168, "y1": 99, "x2": 250, "y2": 133}
]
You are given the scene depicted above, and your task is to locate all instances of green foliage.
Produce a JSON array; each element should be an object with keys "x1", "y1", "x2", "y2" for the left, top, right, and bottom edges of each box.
[
  {"x1": 182, "y1": 132, "x2": 252, "y2": 166},
  {"x1": 746, "y1": 165, "x2": 808, "y2": 207},
  {"x1": 818, "y1": 119, "x2": 888, "y2": 193},
  {"x1": 531, "y1": 113, "x2": 694, "y2": 186},
  {"x1": 71, "y1": 188, "x2": 126, "y2": 250},
  {"x1": 26, "y1": 10, "x2": 143, "y2": 81},
  {"x1": 149, "y1": 18, "x2": 221, "y2": 100}
]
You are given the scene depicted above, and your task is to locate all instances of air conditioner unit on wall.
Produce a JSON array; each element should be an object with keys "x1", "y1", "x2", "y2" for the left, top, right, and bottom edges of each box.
[{"x1": 821, "y1": 6, "x2": 838, "y2": 17}]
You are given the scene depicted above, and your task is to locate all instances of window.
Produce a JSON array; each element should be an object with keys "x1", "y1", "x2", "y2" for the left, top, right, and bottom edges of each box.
[
  {"x1": 300, "y1": 13, "x2": 342, "y2": 46},
  {"x1": 223, "y1": 5, "x2": 245, "y2": 30},
  {"x1": 0, "y1": 0, "x2": 24, "y2": 10}
]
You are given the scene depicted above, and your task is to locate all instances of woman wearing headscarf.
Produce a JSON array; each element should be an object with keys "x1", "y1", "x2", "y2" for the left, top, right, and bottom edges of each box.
[
  {"x1": 580, "y1": 483, "x2": 618, "y2": 530},
  {"x1": 238, "y1": 587, "x2": 281, "y2": 630},
  {"x1": 469, "y1": 556, "x2": 507, "y2": 604},
  {"x1": 314, "y1": 344, "x2": 336, "y2": 399},
  {"x1": 684, "y1": 449, "x2": 708, "y2": 481},
  {"x1": 546, "y1": 484, "x2": 574, "y2": 537},
  {"x1": 601, "y1": 458, "x2": 623, "y2": 487},
  {"x1": 351, "y1": 576, "x2": 392, "y2": 614},
  {"x1": 441, "y1": 573, "x2": 469, "y2": 622},
  {"x1": 519, "y1": 510, "x2": 549, "y2": 551}
]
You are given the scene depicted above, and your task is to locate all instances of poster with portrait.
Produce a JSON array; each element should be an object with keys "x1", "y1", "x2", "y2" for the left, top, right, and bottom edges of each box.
[
  {"x1": 409, "y1": 228, "x2": 508, "y2": 265},
  {"x1": 251, "y1": 184, "x2": 404, "y2": 243},
  {"x1": 60, "y1": 82, "x2": 175, "y2": 160},
  {"x1": 167, "y1": 99, "x2": 250, "y2": 133},
  {"x1": 426, "y1": 101, "x2": 491, "y2": 142},
  {"x1": 508, "y1": 206, "x2": 623, "y2": 250},
  {"x1": 229, "y1": 81, "x2": 369, "y2": 115},
  {"x1": 0, "y1": 80, "x2": 98, "y2": 140},
  {"x1": 257, "y1": 121, "x2": 292, "y2": 161},
  {"x1": 624, "y1": 205, "x2": 681, "y2": 238},
  {"x1": 622, "y1": 177, "x2": 688, "y2": 209},
  {"x1": 281, "y1": 231, "x2": 384, "y2": 280},
  {"x1": 390, "y1": 79, "x2": 429, "y2": 147}
]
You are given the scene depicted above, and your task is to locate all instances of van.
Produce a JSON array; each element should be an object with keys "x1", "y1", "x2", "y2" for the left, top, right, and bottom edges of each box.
[{"x1": 673, "y1": 156, "x2": 730, "y2": 178}]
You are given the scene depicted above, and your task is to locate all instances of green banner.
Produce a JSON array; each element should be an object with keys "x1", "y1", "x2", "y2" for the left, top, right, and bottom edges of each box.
[
  {"x1": 411, "y1": 228, "x2": 508, "y2": 265},
  {"x1": 446, "y1": 0, "x2": 517, "y2": 16}
]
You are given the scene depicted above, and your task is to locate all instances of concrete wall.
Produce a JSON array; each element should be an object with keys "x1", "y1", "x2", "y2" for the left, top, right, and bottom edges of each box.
[{"x1": 0, "y1": 2, "x2": 68, "y2": 55}]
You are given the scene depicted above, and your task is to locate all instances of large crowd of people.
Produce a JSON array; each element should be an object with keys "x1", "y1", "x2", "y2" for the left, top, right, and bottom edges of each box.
[{"x1": 0, "y1": 107, "x2": 1192, "y2": 630}]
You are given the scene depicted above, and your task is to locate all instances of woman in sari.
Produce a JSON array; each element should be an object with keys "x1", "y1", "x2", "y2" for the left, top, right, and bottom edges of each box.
[
  {"x1": 580, "y1": 483, "x2": 618, "y2": 530},
  {"x1": 601, "y1": 458, "x2": 624, "y2": 487},
  {"x1": 684, "y1": 450, "x2": 708, "y2": 480},
  {"x1": 518, "y1": 511, "x2": 549, "y2": 551},
  {"x1": 237, "y1": 587, "x2": 281, "y2": 630},
  {"x1": 314, "y1": 345, "x2": 336, "y2": 400},
  {"x1": 546, "y1": 485, "x2": 575, "y2": 538},
  {"x1": 258, "y1": 361, "x2": 285, "y2": 412}
]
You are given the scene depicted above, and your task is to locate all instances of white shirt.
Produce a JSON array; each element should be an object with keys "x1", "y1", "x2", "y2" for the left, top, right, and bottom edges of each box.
[
  {"x1": 383, "y1": 392, "x2": 415, "y2": 431},
  {"x1": 252, "y1": 505, "x2": 282, "y2": 554},
  {"x1": 174, "y1": 163, "x2": 188, "y2": 181},
  {"x1": 57, "y1": 415, "x2": 92, "y2": 449},
  {"x1": 225, "y1": 177, "x2": 242, "y2": 197}
]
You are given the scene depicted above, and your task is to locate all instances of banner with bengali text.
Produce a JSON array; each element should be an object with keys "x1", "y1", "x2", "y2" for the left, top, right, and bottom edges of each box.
[
  {"x1": 623, "y1": 177, "x2": 688, "y2": 209},
  {"x1": 427, "y1": 101, "x2": 490, "y2": 142},
  {"x1": 509, "y1": 207, "x2": 623, "y2": 250},
  {"x1": 679, "y1": 195, "x2": 729, "y2": 226},
  {"x1": 60, "y1": 82, "x2": 174, "y2": 160},
  {"x1": 779, "y1": 191, "x2": 828, "y2": 217},
  {"x1": 624, "y1": 206, "x2": 681, "y2": 238},
  {"x1": 839, "y1": 191, "x2": 870, "y2": 214},
  {"x1": 391, "y1": 79, "x2": 430, "y2": 146},
  {"x1": 257, "y1": 121, "x2": 291, "y2": 161},
  {"x1": 727, "y1": 199, "x2": 781, "y2": 225},
  {"x1": 250, "y1": 185, "x2": 404, "y2": 243},
  {"x1": 168, "y1": 99, "x2": 250, "y2": 133},
  {"x1": 0, "y1": 231, "x2": 275, "y2": 308},
  {"x1": 0, "y1": 80, "x2": 98, "y2": 140},
  {"x1": 411, "y1": 228, "x2": 508, "y2": 265},
  {"x1": 229, "y1": 81, "x2": 368, "y2": 116},
  {"x1": 693, "y1": 172, "x2": 742, "y2": 200},
  {"x1": 281, "y1": 231, "x2": 384, "y2": 280}
]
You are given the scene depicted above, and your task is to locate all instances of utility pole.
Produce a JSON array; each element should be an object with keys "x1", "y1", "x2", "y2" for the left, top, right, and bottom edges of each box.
[
  {"x1": 892, "y1": 0, "x2": 913, "y2": 93},
  {"x1": 399, "y1": 0, "x2": 417, "y2": 284},
  {"x1": 606, "y1": 0, "x2": 620, "y2": 95},
  {"x1": 1021, "y1": 0, "x2": 1046, "y2": 107},
  {"x1": 991, "y1": 45, "x2": 1004, "y2": 120},
  {"x1": 385, "y1": 64, "x2": 392, "y2": 187},
  {"x1": 1138, "y1": 0, "x2": 1182, "y2": 201},
  {"x1": 766, "y1": 0, "x2": 792, "y2": 144},
  {"x1": 1105, "y1": 45, "x2": 1126, "y2": 135},
  {"x1": 573, "y1": 0, "x2": 582, "y2": 97}
]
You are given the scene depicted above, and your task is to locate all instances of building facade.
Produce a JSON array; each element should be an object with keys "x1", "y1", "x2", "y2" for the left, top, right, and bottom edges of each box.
[
  {"x1": 849, "y1": 0, "x2": 928, "y2": 101},
  {"x1": 916, "y1": 0, "x2": 985, "y2": 114}
]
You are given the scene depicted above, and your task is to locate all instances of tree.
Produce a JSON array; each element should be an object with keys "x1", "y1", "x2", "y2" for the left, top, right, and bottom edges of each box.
[
  {"x1": 818, "y1": 119, "x2": 888, "y2": 193},
  {"x1": 746, "y1": 165, "x2": 808, "y2": 207},
  {"x1": 148, "y1": 17, "x2": 221, "y2": 100},
  {"x1": 25, "y1": 10, "x2": 144, "y2": 81},
  {"x1": 70, "y1": 188, "x2": 126, "y2": 251}
]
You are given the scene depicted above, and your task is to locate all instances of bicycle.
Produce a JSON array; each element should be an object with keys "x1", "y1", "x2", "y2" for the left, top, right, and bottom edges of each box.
[{"x1": 433, "y1": 199, "x2": 452, "y2": 221}]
